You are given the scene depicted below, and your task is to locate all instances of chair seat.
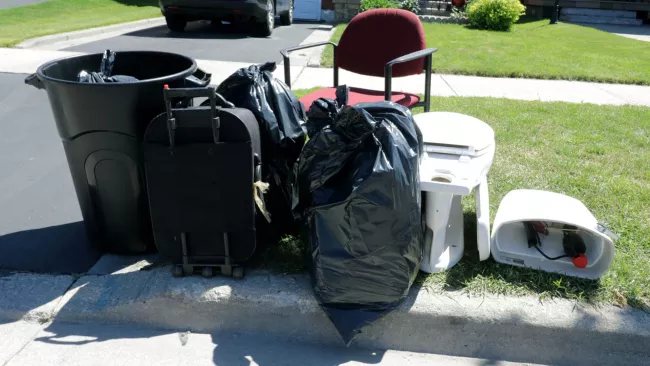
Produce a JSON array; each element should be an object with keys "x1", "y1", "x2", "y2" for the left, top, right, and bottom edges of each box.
[{"x1": 299, "y1": 87, "x2": 420, "y2": 110}]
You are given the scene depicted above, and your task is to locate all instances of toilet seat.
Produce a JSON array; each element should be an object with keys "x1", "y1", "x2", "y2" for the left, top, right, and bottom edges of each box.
[
  {"x1": 418, "y1": 112, "x2": 494, "y2": 158},
  {"x1": 415, "y1": 112, "x2": 496, "y2": 196}
]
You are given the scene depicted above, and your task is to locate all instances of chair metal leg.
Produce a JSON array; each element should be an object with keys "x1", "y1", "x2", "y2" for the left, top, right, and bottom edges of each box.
[
  {"x1": 283, "y1": 56, "x2": 291, "y2": 88},
  {"x1": 423, "y1": 54, "x2": 432, "y2": 113}
]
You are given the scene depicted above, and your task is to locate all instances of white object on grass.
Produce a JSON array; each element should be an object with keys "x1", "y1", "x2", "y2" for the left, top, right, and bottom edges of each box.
[
  {"x1": 415, "y1": 112, "x2": 496, "y2": 273},
  {"x1": 491, "y1": 189, "x2": 616, "y2": 279}
]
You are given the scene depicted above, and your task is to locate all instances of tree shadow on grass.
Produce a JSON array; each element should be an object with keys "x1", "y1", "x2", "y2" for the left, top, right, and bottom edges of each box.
[{"x1": 259, "y1": 211, "x2": 607, "y2": 305}]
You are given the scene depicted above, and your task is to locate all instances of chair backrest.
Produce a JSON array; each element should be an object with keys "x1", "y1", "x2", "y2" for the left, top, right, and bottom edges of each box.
[{"x1": 336, "y1": 9, "x2": 427, "y2": 78}]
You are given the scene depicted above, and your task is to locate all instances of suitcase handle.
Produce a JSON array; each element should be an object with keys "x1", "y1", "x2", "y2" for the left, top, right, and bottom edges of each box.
[
  {"x1": 164, "y1": 87, "x2": 234, "y2": 109},
  {"x1": 164, "y1": 86, "x2": 233, "y2": 146}
]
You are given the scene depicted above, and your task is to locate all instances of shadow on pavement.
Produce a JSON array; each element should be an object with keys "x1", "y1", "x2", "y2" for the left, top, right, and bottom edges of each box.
[
  {"x1": 0, "y1": 222, "x2": 101, "y2": 274},
  {"x1": 210, "y1": 333, "x2": 387, "y2": 366},
  {"x1": 21, "y1": 284, "x2": 642, "y2": 366},
  {"x1": 27, "y1": 320, "x2": 388, "y2": 365},
  {"x1": 123, "y1": 20, "x2": 284, "y2": 40},
  {"x1": 125, "y1": 23, "x2": 250, "y2": 40}
]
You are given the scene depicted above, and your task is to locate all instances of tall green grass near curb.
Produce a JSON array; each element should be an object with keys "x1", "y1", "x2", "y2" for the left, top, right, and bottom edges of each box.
[
  {"x1": 321, "y1": 20, "x2": 650, "y2": 85},
  {"x1": 267, "y1": 92, "x2": 650, "y2": 309},
  {"x1": 0, "y1": 0, "x2": 160, "y2": 47}
]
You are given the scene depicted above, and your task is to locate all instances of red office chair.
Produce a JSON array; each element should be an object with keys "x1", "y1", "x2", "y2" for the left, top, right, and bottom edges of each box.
[{"x1": 281, "y1": 9, "x2": 436, "y2": 112}]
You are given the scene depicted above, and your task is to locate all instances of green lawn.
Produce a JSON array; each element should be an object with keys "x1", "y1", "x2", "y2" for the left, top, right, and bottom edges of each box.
[
  {"x1": 264, "y1": 92, "x2": 650, "y2": 309},
  {"x1": 0, "y1": 0, "x2": 160, "y2": 47},
  {"x1": 321, "y1": 20, "x2": 650, "y2": 85}
]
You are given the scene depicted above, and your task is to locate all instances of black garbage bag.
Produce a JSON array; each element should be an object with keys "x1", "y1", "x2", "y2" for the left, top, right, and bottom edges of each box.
[
  {"x1": 304, "y1": 85, "x2": 349, "y2": 138},
  {"x1": 216, "y1": 61, "x2": 307, "y2": 238},
  {"x1": 77, "y1": 50, "x2": 139, "y2": 83},
  {"x1": 293, "y1": 99, "x2": 423, "y2": 345}
]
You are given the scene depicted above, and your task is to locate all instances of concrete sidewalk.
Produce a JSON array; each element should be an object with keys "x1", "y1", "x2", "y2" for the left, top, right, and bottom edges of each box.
[
  {"x1": 1, "y1": 321, "x2": 540, "y2": 366},
  {"x1": 2, "y1": 261, "x2": 649, "y2": 366},
  {"x1": 2, "y1": 47, "x2": 650, "y2": 106}
]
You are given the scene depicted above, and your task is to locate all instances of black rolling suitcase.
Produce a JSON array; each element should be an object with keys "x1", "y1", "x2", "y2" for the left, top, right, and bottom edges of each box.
[{"x1": 143, "y1": 87, "x2": 262, "y2": 278}]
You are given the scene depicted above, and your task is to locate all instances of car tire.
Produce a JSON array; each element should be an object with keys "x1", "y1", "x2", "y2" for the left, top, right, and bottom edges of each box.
[
  {"x1": 254, "y1": 0, "x2": 274, "y2": 37},
  {"x1": 280, "y1": 0, "x2": 293, "y2": 26},
  {"x1": 166, "y1": 16, "x2": 187, "y2": 32}
]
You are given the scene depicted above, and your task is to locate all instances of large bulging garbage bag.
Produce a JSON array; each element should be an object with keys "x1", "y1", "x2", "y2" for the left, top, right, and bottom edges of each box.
[
  {"x1": 216, "y1": 62, "x2": 307, "y2": 238},
  {"x1": 293, "y1": 100, "x2": 423, "y2": 345}
]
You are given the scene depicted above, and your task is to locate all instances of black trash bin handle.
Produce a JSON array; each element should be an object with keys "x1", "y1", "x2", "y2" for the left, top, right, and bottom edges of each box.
[
  {"x1": 25, "y1": 74, "x2": 45, "y2": 90},
  {"x1": 184, "y1": 67, "x2": 211, "y2": 88}
]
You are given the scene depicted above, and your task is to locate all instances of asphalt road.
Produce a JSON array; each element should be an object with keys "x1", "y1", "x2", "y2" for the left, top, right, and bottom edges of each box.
[
  {"x1": 0, "y1": 0, "x2": 49, "y2": 9},
  {"x1": 65, "y1": 21, "x2": 318, "y2": 63},
  {"x1": 0, "y1": 73, "x2": 101, "y2": 274}
]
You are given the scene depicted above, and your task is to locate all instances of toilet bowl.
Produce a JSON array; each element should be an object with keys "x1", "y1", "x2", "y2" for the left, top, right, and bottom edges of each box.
[{"x1": 414, "y1": 112, "x2": 496, "y2": 273}]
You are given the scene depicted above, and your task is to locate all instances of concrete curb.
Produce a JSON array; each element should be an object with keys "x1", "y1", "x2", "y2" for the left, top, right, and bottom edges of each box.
[
  {"x1": 283, "y1": 24, "x2": 334, "y2": 69},
  {"x1": 419, "y1": 15, "x2": 468, "y2": 24},
  {"x1": 44, "y1": 266, "x2": 650, "y2": 365},
  {"x1": 0, "y1": 272, "x2": 74, "y2": 323},
  {"x1": 15, "y1": 18, "x2": 166, "y2": 49},
  {"x1": 306, "y1": 25, "x2": 336, "y2": 68}
]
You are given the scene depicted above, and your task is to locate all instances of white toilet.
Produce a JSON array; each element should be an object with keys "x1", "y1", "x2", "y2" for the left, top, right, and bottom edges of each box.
[{"x1": 414, "y1": 112, "x2": 496, "y2": 273}]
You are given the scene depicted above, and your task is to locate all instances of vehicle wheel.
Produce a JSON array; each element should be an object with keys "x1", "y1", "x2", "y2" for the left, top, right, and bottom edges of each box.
[
  {"x1": 166, "y1": 16, "x2": 187, "y2": 32},
  {"x1": 233, "y1": 267, "x2": 245, "y2": 279},
  {"x1": 254, "y1": 0, "x2": 274, "y2": 37},
  {"x1": 280, "y1": 0, "x2": 293, "y2": 26}
]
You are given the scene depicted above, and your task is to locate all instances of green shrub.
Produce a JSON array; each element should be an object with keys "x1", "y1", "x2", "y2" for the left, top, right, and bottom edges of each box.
[
  {"x1": 399, "y1": 0, "x2": 420, "y2": 14},
  {"x1": 467, "y1": 0, "x2": 525, "y2": 31},
  {"x1": 360, "y1": 0, "x2": 399, "y2": 12}
]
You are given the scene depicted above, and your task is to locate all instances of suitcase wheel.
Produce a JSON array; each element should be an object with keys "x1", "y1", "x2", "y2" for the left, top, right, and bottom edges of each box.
[
  {"x1": 221, "y1": 266, "x2": 232, "y2": 277},
  {"x1": 233, "y1": 267, "x2": 245, "y2": 279},
  {"x1": 201, "y1": 267, "x2": 215, "y2": 278},
  {"x1": 172, "y1": 265, "x2": 184, "y2": 278}
]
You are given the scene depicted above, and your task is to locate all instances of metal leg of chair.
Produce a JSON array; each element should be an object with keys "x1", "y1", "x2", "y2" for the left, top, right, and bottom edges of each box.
[
  {"x1": 283, "y1": 56, "x2": 291, "y2": 88},
  {"x1": 333, "y1": 48, "x2": 339, "y2": 87},
  {"x1": 424, "y1": 54, "x2": 432, "y2": 113},
  {"x1": 384, "y1": 67, "x2": 393, "y2": 102}
]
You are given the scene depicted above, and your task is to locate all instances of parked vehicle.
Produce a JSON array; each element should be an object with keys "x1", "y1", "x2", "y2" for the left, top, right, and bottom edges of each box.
[{"x1": 158, "y1": 0, "x2": 293, "y2": 37}]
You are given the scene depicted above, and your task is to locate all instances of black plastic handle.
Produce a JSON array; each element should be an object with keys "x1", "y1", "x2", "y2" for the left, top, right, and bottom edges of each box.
[
  {"x1": 25, "y1": 74, "x2": 45, "y2": 90},
  {"x1": 184, "y1": 67, "x2": 212, "y2": 88},
  {"x1": 165, "y1": 87, "x2": 234, "y2": 109},
  {"x1": 164, "y1": 86, "x2": 230, "y2": 146}
]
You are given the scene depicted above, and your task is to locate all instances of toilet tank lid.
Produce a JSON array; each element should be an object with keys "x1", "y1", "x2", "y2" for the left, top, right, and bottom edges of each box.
[{"x1": 414, "y1": 112, "x2": 495, "y2": 155}]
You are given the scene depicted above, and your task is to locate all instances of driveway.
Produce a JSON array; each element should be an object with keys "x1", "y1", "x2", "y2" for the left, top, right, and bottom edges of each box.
[
  {"x1": 571, "y1": 23, "x2": 650, "y2": 43},
  {"x1": 0, "y1": 0, "x2": 49, "y2": 10},
  {"x1": 64, "y1": 21, "x2": 318, "y2": 63},
  {"x1": 0, "y1": 72, "x2": 101, "y2": 274}
]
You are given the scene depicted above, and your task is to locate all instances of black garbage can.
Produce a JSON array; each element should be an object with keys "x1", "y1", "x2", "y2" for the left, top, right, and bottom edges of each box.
[{"x1": 25, "y1": 51, "x2": 211, "y2": 254}]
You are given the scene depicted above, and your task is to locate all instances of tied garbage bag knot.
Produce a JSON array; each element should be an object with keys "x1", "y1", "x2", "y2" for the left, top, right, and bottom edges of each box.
[{"x1": 77, "y1": 50, "x2": 139, "y2": 84}]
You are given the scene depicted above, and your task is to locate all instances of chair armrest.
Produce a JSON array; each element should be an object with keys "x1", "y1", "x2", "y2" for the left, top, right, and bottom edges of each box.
[
  {"x1": 384, "y1": 48, "x2": 437, "y2": 112},
  {"x1": 385, "y1": 48, "x2": 437, "y2": 69},
  {"x1": 280, "y1": 42, "x2": 338, "y2": 88}
]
